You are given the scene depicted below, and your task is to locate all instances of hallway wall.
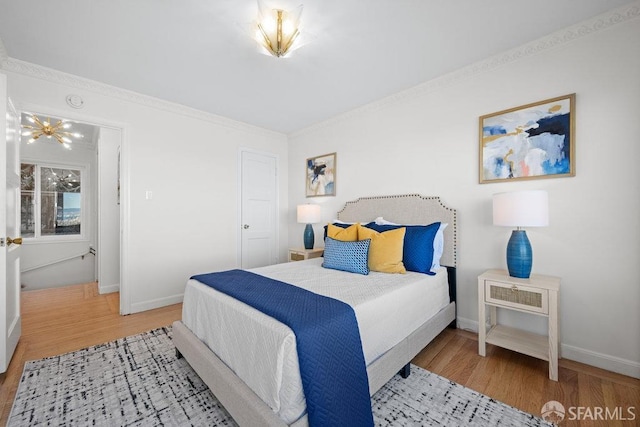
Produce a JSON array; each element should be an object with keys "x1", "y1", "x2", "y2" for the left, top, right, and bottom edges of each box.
[{"x1": 20, "y1": 119, "x2": 98, "y2": 290}]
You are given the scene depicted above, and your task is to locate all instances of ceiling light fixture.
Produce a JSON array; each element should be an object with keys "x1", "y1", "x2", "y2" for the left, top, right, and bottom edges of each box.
[
  {"x1": 256, "y1": 1, "x2": 303, "y2": 58},
  {"x1": 21, "y1": 114, "x2": 83, "y2": 150}
]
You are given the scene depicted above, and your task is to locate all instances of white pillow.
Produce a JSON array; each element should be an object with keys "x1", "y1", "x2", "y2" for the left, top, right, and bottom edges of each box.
[
  {"x1": 432, "y1": 223, "x2": 447, "y2": 269},
  {"x1": 374, "y1": 217, "x2": 396, "y2": 225},
  {"x1": 333, "y1": 217, "x2": 379, "y2": 225}
]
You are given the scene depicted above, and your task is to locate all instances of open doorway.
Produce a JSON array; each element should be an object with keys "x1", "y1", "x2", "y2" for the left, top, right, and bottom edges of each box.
[{"x1": 18, "y1": 112, "x2": 121, "y2": 296}]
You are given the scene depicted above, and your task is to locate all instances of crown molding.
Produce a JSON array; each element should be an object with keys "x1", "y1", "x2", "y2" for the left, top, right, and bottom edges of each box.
[
  {"x1": 0, "y1": 52, "x2": 284, "y2": 139},
  {"x1": 0, "y1": 37, "x2": 8, "y2": 66},
  {"x1": 290, "y1": 1, "x2": 640, "y2": 139},
  {"x1": 2, "y1": 2, "x2": 638, "y2": 139}
]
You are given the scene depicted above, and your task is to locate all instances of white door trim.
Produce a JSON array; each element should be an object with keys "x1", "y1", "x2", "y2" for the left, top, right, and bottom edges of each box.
[{"x1": 237, "y1": 147, "x2": 279, "y2": 268}]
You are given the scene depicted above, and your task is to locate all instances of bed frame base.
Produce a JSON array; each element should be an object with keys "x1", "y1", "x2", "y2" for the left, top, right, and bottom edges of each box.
[{"x1": 172, "y1": 301, "x2": 455, "y2": 427}]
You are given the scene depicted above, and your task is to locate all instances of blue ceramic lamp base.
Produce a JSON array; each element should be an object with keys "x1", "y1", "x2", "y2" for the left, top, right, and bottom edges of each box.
[
  {"x1": 303, "y1": 223, "x2": 315, "y2": 250},
  {"x1": 506, "y1": 230, "x2": 532, "y2": 279}
]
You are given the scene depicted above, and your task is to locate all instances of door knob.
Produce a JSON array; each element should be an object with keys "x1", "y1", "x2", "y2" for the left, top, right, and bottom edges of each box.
[
  {"x1": 243, "y1": 224, "x2": 250, "y2": 229},
  {"x1": 7, "y1": 237, "x2": 23, "y2": 245}
]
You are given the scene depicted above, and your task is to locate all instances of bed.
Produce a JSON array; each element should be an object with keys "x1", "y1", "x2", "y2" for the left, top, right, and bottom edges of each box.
[{"x1": 173, "y1": 194, "x2": 458, "y2": 426}]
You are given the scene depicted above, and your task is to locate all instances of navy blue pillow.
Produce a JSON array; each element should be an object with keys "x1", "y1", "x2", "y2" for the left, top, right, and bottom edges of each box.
[
  {"x1": 364, "y1": 222, "x2": 441, "y2": 275},
  {"x1": 323, "y1": 222, "x2": 351, "y2": 241},
  {"x1": 323, "y1": 222, "x2": 375, "y2": 241},
  {"x1": 322, "y1": 237, "x2": 371, "y2": 275}
]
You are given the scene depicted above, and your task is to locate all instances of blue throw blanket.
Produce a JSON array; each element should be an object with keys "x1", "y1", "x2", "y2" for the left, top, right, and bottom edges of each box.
[{"x1": 192, "y1": 269, "x2": 374, "y2": 427}]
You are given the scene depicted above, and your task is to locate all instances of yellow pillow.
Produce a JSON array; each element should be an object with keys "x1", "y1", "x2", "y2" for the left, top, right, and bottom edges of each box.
[
  {"x1": 357, "y1": 224, "x2": 406, "y2": 273},
  {"x1": 327, "y1": 223, "x2": 359, "y2": 242}
]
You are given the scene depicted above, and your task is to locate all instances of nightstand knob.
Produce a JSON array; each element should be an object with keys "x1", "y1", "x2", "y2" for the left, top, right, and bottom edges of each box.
[{"x1": 511, "y1": 285, "x2": 519, "y2": 292}]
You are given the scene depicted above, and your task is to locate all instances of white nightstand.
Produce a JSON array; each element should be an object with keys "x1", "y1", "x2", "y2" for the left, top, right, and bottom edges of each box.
[
  {"x1": 478, "y1": 269, "x2": 561, "y2": 381},
  {"x1": 288, "y1": 248, "x2": 324, "y2": 262}
]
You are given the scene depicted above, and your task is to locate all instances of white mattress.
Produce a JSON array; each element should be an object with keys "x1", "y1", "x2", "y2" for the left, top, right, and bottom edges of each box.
[{"x1": 182, "y1": 258, "x2": 450, "y2": 424}]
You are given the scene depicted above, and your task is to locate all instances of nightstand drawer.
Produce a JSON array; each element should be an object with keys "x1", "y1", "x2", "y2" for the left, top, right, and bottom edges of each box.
[
  {"x1": 288, "y1": 248, "x2": 324, "y2": 262},
  {"x1": 485, "y1": 280, "x2": 548, "y2": 314},
  {"x1": 290, "y1": 252, "x2": 306, "y2": 261}
]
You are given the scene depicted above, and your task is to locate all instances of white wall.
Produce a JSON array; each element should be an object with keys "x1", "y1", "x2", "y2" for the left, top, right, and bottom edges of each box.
[
  {"x1": 97, "y1": 127, "x2": 121, "y2": 294},
  {"x1": 288, "y1": 11, "x2": 640, "y2": 377},
  {"x1": 1, "y1": 64, "x2": 289, "y2": 314},
  {"x1": 20, "y1": 134, "x2": 97, "y2": 290}
]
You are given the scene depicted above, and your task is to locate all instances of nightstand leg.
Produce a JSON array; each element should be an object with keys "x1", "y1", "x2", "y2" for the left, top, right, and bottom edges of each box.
[
  {"x1": 489, "y1": 306, "x2": 497, "y2": 327},
  {"x1": 548, "y1": 290, "x2": 559, "y2": 381},
  {"x1": 478, "y1": 279, "x2": 486, "y2": 356}
]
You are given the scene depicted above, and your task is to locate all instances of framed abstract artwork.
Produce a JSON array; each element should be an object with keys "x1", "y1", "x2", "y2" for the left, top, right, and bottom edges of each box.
[
  {"x1": 479, "y1": 94, "x2": 575, "y2": 183},
  {"x1": 306, "y1": 152, "x2": 336, "y2": 197}
]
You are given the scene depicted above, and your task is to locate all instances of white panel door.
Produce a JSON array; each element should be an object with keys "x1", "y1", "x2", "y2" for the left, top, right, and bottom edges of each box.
[
  {"x1": 0, "y1": 74, "x2": 22, "y2": 373},
  {"x1": 240, "y1": 150, "x2": 277, "y2": 269}
]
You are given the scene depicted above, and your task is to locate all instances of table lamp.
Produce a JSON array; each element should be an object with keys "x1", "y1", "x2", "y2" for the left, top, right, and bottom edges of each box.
[
  {"x1": 297, "y1": 204, "x2": 321, "y2": 250},
  {"x1": 493, "y1": 190, "x2": 549, "y2": 278}
]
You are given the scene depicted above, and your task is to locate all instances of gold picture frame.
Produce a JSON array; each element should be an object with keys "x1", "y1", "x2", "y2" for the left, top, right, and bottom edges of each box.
[
  {"x1": 306, "y1": 152, "x2": 336, "y2": 197},
  {"x1": 479, "y1": 94, "x2": 576, "y2": 183}
]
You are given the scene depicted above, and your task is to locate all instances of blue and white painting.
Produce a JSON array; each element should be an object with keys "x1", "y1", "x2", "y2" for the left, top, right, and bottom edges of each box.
[
  {"x1": 306, "y1": 153, "x2": 336, "y2": 197},
  {"x1": 480, "y1": 95, "x2": 575, "y2": 182}
]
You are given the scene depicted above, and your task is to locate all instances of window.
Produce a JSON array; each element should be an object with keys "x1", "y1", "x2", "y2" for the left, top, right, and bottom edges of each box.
[{"x1": 21, "y1": 163, "x2": 84, "y2": 239}]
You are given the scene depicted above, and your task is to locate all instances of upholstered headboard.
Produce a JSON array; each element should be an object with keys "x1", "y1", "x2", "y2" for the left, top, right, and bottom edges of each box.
[{"x1": 336, "y1": 194, "x2": 457, "y2": 268}]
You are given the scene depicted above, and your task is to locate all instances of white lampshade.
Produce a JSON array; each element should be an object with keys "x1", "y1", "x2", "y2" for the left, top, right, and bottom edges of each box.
[
  {"x1": 493, "y1": 190, "x2": 549, "y2": 227},
  {"x1": 297, "y1": 204, "x2": 321, "y2": 224}
]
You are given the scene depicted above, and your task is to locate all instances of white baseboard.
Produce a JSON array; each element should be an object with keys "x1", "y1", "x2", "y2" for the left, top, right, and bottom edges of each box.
[
  {"x1": 561, "y1": 344, "x2": 640, "y2": 379},
  {"x1": 129, "y1": 294, "x2": 184, "y2": 314},
  {"x1": 454, "y1": 316, "x2": 640, "y2": 379},
  {"x1": 456, "y1": 316, "x2": 479, "y2": 333},
  {"x1": 98, "y1": 283, "x2": 120, "y2": 294}
]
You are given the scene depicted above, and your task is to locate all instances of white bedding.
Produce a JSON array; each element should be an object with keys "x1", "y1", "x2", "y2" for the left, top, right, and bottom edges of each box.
[{"x1": 182, "y1": 258, "x2": 450, "y2": 424}]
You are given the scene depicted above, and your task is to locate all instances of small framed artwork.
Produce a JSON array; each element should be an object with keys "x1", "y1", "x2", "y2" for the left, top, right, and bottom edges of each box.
[
  {"x1": 306, "y1": 152, "x2": 336, "y2": 197},
  {"x1": 479, "y1": 94, "x2": 575, "y2": 183}
]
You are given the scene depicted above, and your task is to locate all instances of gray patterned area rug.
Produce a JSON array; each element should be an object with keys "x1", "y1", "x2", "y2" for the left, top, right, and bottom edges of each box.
[{"x1": 9, "y1": 327, "x2": 552, "y2": 426}]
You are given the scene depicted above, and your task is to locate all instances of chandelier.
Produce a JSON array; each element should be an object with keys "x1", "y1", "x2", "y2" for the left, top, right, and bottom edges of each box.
[
  {"x1": 256, "y1": 1, "x2": 303, "y2": 58},
  {"x1": 21, "y1": 114, "x2": 83, "y2": 149}
]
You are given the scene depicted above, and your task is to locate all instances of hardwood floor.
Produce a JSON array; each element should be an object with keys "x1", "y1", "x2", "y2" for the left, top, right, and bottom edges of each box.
[
  {"x1": 1, "y1": 283, "x2": 638, "y2": 426},
  {"x1": 413, "y1": 328, "x2": 640, "y2": 427}
]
